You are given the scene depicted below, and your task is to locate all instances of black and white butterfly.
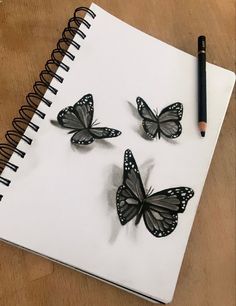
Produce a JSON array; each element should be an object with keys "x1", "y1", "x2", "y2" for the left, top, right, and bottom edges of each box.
[
  {"x1": 136, "y1": 97, "x2": 183, "y2": 139},
  {"x1": 57, "y1": 94, "x2": 121, "y2": 145},
  {"x1": 116, "y1": 149, "x2": 194, "y2": 238}
]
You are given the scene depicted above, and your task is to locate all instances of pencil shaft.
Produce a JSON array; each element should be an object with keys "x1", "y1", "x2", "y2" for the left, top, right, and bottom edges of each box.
[{"x1": 198, "y1": 52, "x2": 207, "y2": 123}]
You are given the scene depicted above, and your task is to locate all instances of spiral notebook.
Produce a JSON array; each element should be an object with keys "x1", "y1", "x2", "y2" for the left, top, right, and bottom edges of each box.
[{"x1": 0, "y1": 3, "x2": 235, "y2": 304}]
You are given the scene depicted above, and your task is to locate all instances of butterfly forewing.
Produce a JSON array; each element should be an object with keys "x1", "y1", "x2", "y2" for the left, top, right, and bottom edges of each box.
[
  {"x1": 158, "y1": 102, "x2": 183, "y2": 122},
  {"x1": 136, "y1": 97, "x2": 157, "y2": 122},
  {"x1": 71, "y1": 129, "x2": 94, "y2": 145},
  {"x1": 73, "y1": 94, "x2": 94, "y2": 128},
  {"x1": 90, "y1": 127, "x2": 121, "y2": 139},
  {"x1": 116, "y1": 149, "x2": 146, "y2": 225},
  {"x1": 57, "y1": 106, "x2": 84, "y2": 130},
  {"x1": 143, "y1": 187, "x2": 194, "y2": 237},
  {"x1": 143, "y1": 209, "x2": 178, "y2": 237},
  {"x1": 123, "y1": 149, "x2": 146, "y2": 201}
]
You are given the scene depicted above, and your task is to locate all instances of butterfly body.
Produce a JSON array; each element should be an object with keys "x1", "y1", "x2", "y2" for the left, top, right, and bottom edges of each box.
[
  {"x1": 136, "y1": 97, "x2": 183, "y2": 139},
  {"x1": 116, "y1": 149, "x2": 194, "y2": 238},
  {"x1": 57, "y1": 94, "x2": 121, "y2": 145}
]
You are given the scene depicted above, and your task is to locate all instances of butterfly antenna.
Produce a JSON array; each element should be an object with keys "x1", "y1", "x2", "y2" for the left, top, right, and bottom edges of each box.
[
  {"x1": 146, "y1": 186, "x2": 153, "y2": 196},
  {"x1": 92, "y1": 119, "x2": 100, "y2": 126},
  {"x1": 92, "y1": 119, "x2": 97, "y2": 126}
]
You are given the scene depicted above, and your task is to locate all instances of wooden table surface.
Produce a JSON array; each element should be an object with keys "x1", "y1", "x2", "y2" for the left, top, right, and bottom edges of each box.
[{"x1": 0, "y1": 1, "x2": 235, "y2": 305}]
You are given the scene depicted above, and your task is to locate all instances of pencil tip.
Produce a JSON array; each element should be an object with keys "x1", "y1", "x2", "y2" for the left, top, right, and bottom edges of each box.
[{"x1": 201, "y1": 131, "x2": 205, "y2": 137}]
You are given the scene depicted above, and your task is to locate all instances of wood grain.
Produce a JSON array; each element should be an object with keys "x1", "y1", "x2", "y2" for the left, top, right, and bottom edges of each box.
[{"x1": 0, "y1": 0, "x2": 235, "y2": 305}]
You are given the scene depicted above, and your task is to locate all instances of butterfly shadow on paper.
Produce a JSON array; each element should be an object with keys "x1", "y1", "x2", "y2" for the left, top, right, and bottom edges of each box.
[{"x1": 106, "y1": 164, "x2": 123, "y2": 244}]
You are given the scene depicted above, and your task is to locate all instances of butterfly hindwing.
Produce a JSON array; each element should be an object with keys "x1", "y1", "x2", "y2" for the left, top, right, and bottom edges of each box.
[
  {"x1": 116, "y1": 185, "x2": 140, "y2": 225},
  {"x1": 143, "y1": 209, "x2": 178, "y2": 238},
  {"x1": 142, "y1": 120, "x2": 159, "y2": 138},
  {"x1": 159, "y1": 120, "x2": 182, "y2": 139},
  {"x1": 90, "y1": 127, "x2": 121, "y2": 139},
  {"x1": 71, "y1": 129, "x2": 94, "y2": 145},
  {"x1": 143, "y1": 187, "x2": 194, "y2": 237}
]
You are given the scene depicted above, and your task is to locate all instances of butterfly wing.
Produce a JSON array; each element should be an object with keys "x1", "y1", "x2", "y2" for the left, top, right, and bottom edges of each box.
[
  {"x1": 136, "y1": 97, "x2": 159, "y2": 138},
  {"x1": 143, "y1": 187, "x2": 194, "y2": 237},
  {"x1": 71, "y1": 129, "x2": 94, "y2": 145},
  {"x1": 57, "y1": 106, "x2": 85, "y2": 130},
  {"x1": 116, "y1": 149, "x2": 146, "y2": 225},
  {"x1": 142, "y1": 120, "x2": 159, "y2": 138},
  {"x1": 136, "y1": 97, "x2": 157, "y2": 121},
  {"x1": 73, "y1": 94, "x2": 94, "y2": 128},
  {"x1": 158, "y1": 102, "x2": 183, "y2": 139},
  {"x1": 89, "y1": 127, "x2": 121, "y2": 139},
  {"x1": 57, "y1": 94, "x2": 94, "y2": 131}
]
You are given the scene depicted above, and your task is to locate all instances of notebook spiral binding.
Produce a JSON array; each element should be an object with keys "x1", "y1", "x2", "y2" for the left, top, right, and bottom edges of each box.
[{"x1": 0, "y1": 7, "x2": 96, "y2": 200}]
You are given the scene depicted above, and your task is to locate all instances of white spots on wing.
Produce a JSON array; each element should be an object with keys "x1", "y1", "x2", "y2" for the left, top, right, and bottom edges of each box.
[
  {"x1": 168, "y1": 102, "x2": 183, "y2": 114},
  {"x1": 167, "y1": 190, "x2": 175, "y2": 196},
  {"x1": 124, "y1": 149, "x2": 139, "y2": 172},
  {"x1": 117, "y1": 185, "x2": 127, "y2": 224},
  {"x1": 100, "y1": 128, "x2": 121, "y2": 138},
  {"x1": 136, "y1": 97, "x2": 145, "y2": 111}
]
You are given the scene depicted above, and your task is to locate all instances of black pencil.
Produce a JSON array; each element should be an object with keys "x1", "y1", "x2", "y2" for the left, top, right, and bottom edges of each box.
[{"x1": 198, "y1": 35, "x2": 207, "y2": 137}]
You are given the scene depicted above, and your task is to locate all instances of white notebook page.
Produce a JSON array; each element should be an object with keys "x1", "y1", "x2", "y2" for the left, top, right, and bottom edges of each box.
[{"x1": 0, "y1": 3, "x2": 235, "y2": 303}]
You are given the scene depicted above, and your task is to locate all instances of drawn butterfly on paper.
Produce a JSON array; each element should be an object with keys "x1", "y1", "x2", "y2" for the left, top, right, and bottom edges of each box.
[
  {"x1": 116, "y1": 149, "x2": 194, "y2": 238},
  {"x1": 136, "y1": 97, "x2": 183, "y2": 139},
  {"x1": 57, "y1": 94, "x2": 121, "y2": 145}
]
